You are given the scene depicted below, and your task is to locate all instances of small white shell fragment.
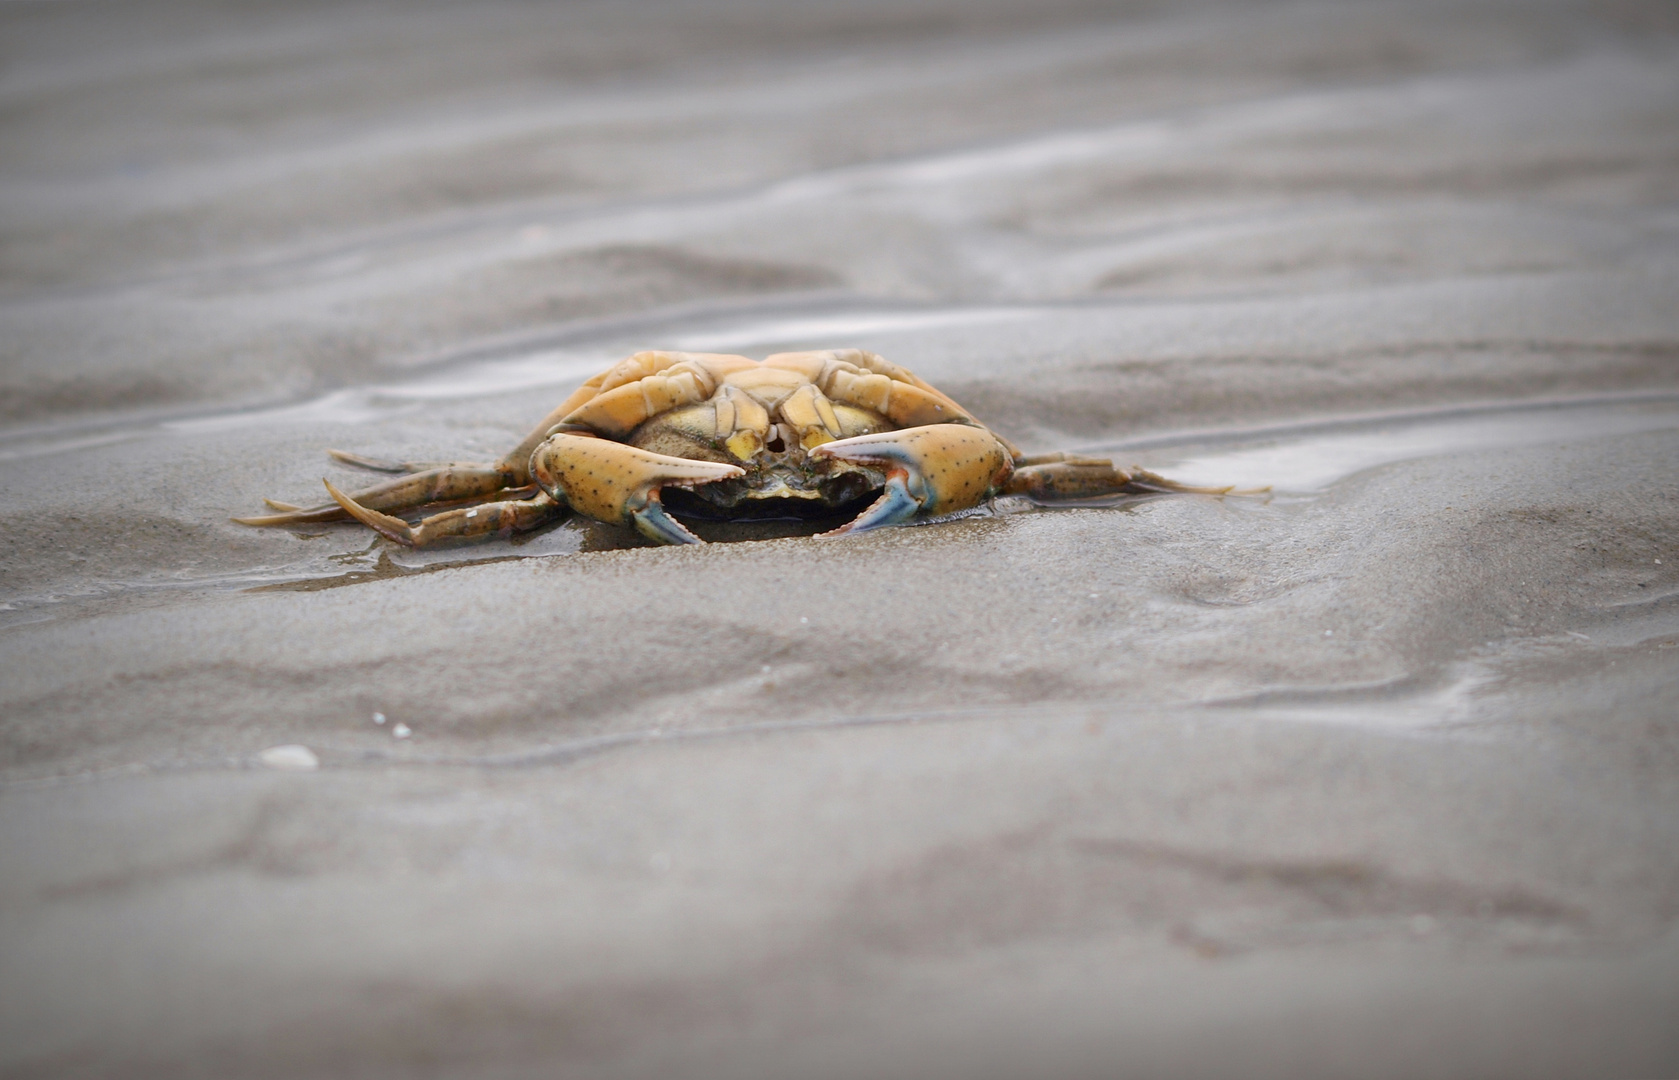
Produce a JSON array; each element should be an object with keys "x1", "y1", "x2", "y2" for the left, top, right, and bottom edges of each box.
[
  {"x1": 391, "y1": 722, "x2": 413, "y2": 739},
  {"x1": 259, "y1": 744, "x2": 320, "y2": 771},
  {"x1": 372, "y1": 711, "x2": 387, "y2": 725}
]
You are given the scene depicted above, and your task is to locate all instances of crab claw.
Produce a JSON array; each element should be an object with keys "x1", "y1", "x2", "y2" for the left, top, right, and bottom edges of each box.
[
  {"x1": 531, "y1": 433, "x2": 744, "y2": 545},
  {"x1": 811, "y1": 423, "x2": 1013, "y2": 536}
]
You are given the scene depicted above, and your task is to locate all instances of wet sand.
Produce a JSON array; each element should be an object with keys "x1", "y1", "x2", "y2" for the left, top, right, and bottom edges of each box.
[{"x1": 2, "y1": 1, "x2": 1678, "y2": 1077}]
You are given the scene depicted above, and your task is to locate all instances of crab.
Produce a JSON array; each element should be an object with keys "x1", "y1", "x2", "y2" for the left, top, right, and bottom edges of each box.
[{"x1": 237, "y1": 348, "x2": 1230, "y2": 546}]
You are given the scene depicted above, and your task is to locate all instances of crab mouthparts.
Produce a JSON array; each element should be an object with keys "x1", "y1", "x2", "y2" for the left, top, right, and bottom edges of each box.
[
  {"x1": 660, "y1": 466, "x2": 883, "y2": 522},
  {"x1": 743, "y1": 475, "x2": 823, "y2": 500}
]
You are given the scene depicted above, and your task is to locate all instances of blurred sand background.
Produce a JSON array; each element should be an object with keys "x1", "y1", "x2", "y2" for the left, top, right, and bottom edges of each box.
[{"x1": 1, "y1": 0, "x2": 1677, "y2": 1076}]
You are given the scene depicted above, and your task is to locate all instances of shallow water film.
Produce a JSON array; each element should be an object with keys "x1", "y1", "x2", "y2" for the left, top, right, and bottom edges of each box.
[{"x1": 2, "y1": 1, "x2": 1678, "y2": 1077}]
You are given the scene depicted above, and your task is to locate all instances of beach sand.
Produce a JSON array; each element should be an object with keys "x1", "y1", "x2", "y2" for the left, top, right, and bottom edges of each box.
[{"x1": 2, "y1": 1, "x2": 1677, "y2": 1076}]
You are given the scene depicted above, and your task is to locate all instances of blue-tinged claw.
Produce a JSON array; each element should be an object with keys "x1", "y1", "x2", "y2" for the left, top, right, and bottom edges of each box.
[
  {"x1": 823, "y1": 473, "x2": 922, "y2": 535},
  {"x1": 813, "y1": 423, "x2": 1013, "y2": 536},
  {"x1": 632, "y1": 497, "x2": 705, "y2": 545}
]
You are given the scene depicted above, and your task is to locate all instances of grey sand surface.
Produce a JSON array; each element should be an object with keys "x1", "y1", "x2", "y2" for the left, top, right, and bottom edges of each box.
[{"x1": 2, "y1": 1, "x2": 1678, "y2": 1077}]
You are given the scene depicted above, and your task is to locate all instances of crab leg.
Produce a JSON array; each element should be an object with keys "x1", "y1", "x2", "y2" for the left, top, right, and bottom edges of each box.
[
  {"x1": 239, "y1": 368, "x2": 622, "y2": 528},
  {"x1": 811, "y1": 423, "x2": 1013, "y2": 535},
  {"x1": 261, "y1": 483, "x2": 541, "y2": 520},
  {"x1": 235, "y1": 462, "x2": 522, "y2": 526},
  {"x1": 1005, "y1": 454, "x2": 1241, "y2": 501},
  {"x1": 530, "y1": 433, "x2": 745, "y2": 545},
  {"x1": 322, "y1": 482, "x2": 566, "y2": 546},
  {"x1": 325, "y1": 449, "x2": 474, "y2": 474}
]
